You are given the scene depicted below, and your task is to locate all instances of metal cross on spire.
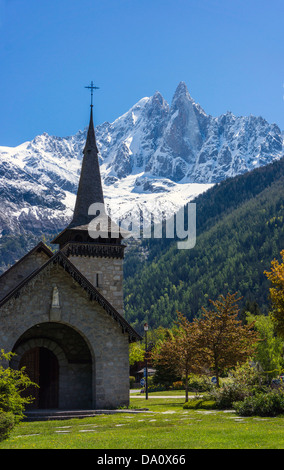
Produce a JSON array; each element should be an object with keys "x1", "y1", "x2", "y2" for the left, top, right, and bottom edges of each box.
[{"x1": 84, "y1": 80, "x2": 99, "y2": 108}]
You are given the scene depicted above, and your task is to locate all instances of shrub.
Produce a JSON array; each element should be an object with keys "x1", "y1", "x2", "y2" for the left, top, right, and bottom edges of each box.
[
  {"x1": 0, "y1": 350, "x2": 38, "y2": 422},
  {"x1": 147, "y1": 376, "x2": 154, "y2": 387},
  {"x1": 209, "y1": 362, "x2": 268, "y2": 409},
  {"x1": 0, "y1": 412, "x2": 15, "y2": 442},
  {"x1": 148, "y1": 384, "x2": 168, "y2": 392},
  {"x1": 234, "y1": 391, "x2": 284, "y2": 417},
  {"x1": 129, "y1": 376, "x2": 135, "y2": 388},
  {"x1": 185, "y1": 374, "x2": 212, "y2": 393},
  {"x1": 183, "y1": 399, "x2": 217, "y2": 410},
  {"x1": 210, "y1": 382, "x2": 250, "y2": 409},
  {"x1": 172, "y1": 381, "x2": 184, "y2": 390}
]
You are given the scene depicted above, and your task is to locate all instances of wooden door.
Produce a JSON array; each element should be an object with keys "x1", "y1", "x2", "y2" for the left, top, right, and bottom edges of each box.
[
  {"x1": 39, "y1": 347, "x2": 59, "y2": 409},
  {"x1": 19, "y1": 347, "x2": 40, "y2": 409},
  {"x1": 19, "y1": 347, "x2": 59, "y2": 409}
]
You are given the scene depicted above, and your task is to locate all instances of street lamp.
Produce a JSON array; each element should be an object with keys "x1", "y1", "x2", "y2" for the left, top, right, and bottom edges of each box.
[{"x1": 144, "y1": 322, "x2": 149, "y2": 400}]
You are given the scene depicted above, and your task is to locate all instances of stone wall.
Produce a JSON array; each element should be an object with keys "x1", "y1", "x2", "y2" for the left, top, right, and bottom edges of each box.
[
  {"x1": 68, "y1": 255, "x2": 124, "y2": 315},
  {"x1": 0, "y1": 262, "x2": 129, "y2": 409}
]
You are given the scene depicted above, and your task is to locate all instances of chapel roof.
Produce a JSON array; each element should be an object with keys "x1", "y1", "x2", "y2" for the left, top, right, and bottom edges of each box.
[{"x1": 0, "y1": 242, "x2": 54, "y2": 301}]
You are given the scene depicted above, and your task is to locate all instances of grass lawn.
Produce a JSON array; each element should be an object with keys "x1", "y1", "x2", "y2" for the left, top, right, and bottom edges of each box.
[{"x1": 1, "y1": 396, "x2": 284, "y2": 449}]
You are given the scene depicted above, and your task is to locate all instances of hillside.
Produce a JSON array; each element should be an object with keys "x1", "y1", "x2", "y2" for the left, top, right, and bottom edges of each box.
[{"x1": 123, "y1": 157, "x2": 284, "y2": 334}]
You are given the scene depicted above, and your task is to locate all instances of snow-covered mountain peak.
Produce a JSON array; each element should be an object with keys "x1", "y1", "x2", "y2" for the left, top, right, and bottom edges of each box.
[
  {"x1": 0, "y1": 82, "x2": 282, "y2": 248},
  {"x1": 172, "y1": 81, "x2": 191, "y2": 100}
]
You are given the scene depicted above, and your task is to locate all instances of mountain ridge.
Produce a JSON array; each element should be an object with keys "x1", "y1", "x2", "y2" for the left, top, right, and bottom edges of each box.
[{"x1": 0, "y1": 82, "x2": 283, "y2": 272}]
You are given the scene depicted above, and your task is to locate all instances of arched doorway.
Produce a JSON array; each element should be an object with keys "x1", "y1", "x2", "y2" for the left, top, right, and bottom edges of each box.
[
  {"x1": 20, "y1": 347, "x2": 59, "y2": 409},
  {"x1": 12, "y1": 322, "x2": 94, "y2": 410}
]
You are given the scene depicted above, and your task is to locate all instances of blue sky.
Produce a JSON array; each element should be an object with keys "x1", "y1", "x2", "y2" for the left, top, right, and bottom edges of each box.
[{"x1": 0, "y1": 0, "x2": 283, "y2": 146}]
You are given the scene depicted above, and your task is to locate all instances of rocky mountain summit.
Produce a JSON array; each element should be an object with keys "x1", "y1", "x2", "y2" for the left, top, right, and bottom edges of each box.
[{"x1": 98, "y1": 81, "x2": 282, "y2": 184}]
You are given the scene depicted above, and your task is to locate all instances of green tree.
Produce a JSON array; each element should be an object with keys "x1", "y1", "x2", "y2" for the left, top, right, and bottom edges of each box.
[
  {"x1": 151, "y1": 328, "x2": 182, "y2": 388},
  {"x1": 197, "y1": 293, "x2": 259, "y2": 387},
  {"x1": 247, "y1": 313, "x2": 284, "y2": 380},
  {"x1": 129, "y1": 342, "x2": 144, "y2": 366},
  {"x1": 265, "y1": 249, "x2": 284, "y2": 337},
  {"x1": 0, "y1": 350, "x2": 38, "y2": 422},
  {"x1": 151, "y1": 313, "x2": 203, "y2": 401}
]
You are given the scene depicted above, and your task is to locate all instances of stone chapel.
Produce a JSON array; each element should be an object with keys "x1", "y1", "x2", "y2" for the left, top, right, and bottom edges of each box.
[{"x1": 0, "y1": 99, "x2": 141, "y2": 411}]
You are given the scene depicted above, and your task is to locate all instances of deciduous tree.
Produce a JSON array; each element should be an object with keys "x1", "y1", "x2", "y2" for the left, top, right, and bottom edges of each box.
[
  {"x1": 264, "y1": 249, "x2": 284, "y2": 337},
  {"x1": 151, "y1": 312, "x2": 203, "y2": 401},
  {"x1": 246, "y1": 313, "x2": 284, "y2": 379},
  {"x1": 129, "y1": 342, "x2": 144, "y2": 367},
  {"x1": 0, "y1": 350, "x2": 37, "y2": 422},
  {"x1": 196, "y1": 293, "x2": 259, "y2": 387}
]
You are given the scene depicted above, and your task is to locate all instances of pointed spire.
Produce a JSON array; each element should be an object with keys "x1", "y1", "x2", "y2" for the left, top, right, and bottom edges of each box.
[
  {"x1": 69, "y1": 106, "x2": 104, "y2": 228},
  {"x1": 83, "y1": 106, "x2": 98, "y2": 153}
]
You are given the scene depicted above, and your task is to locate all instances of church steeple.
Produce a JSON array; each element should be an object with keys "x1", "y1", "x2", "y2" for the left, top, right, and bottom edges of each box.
[
  {"x1": 69, "y1": 106, "x2": 104, "y2": 228},
  {"x1": 50, "y1": 84, "x2": 127, "y2": 314},
  {"x1": 51, "y1": 83, "x2": 126, "y2": 249}
]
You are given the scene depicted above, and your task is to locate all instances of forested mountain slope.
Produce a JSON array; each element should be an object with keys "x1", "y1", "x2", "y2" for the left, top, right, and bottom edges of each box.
[{"x1": 124, "y1": 157, "x2": 284, "y2": 333}]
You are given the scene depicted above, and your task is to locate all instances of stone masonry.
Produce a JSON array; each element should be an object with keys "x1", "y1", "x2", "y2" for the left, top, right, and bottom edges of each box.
[
  {"x1": 0, "y1": 260, "x2": 130, "y2": 409},
  {"x1": 67, "y1": 255, "x2": 124, "y2": 315}
]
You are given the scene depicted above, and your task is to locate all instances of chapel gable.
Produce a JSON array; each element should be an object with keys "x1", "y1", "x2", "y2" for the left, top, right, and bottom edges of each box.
[{"x1": 0, "y1": 242, "x2": 53, "y2": 302}]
